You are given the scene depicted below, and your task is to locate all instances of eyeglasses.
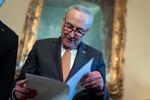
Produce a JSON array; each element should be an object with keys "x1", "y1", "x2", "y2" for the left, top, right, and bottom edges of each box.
[{"x1": 63, "y1": 22, "x2": 87, "y2": 37}]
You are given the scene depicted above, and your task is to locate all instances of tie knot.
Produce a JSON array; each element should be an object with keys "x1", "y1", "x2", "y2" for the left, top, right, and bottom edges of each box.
[
  {"x1": 66, "y1": 49, "x2": 70, "y2": 52},
  {"x1": 64, "y1": 49, "x2": 71, "y2": 56}
]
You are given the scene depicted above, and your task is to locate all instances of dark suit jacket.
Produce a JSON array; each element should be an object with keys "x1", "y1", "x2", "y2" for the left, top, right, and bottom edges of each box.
[
  {"x1": 17, "y1": 38, "x2": 108, "y2": 100},
  {"x1": 0, "y1": 20, "x2": 18, "y2": 100}
]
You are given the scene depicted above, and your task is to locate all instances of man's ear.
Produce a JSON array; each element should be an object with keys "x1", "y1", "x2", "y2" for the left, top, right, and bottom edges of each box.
[{"x1": 62, "y1": 16, "x2": 65, "y2": 26}]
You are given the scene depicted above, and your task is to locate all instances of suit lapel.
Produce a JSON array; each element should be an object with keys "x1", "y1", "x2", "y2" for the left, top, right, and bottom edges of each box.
[
  {"x1": 66, "y1": 42, "x2": 92, "y2": 82},
  {"x1": 50, "y1": 38, "x2": 63, "y2": 81}
]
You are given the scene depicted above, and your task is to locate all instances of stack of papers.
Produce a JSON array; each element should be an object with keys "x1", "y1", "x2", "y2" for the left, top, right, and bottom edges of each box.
[{"x1": 26, "y1": 58, "x2": 93, "y2": 100}]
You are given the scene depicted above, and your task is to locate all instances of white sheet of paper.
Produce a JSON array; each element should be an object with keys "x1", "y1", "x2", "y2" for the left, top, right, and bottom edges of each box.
[
  {"x1": 66, "y1": 58, "x2": 93, "y2": 100},
  {"x1": 26, "y1": 58, "x2": 93, "y2": 100},
  {"x1": 26, "y1": 74, "x2": 69, "y2": 100}
]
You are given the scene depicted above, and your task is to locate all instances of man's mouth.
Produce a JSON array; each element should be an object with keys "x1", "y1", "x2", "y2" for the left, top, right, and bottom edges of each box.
[{"x1": 67, "y1": 37, "x2": 76, "y2": 42}]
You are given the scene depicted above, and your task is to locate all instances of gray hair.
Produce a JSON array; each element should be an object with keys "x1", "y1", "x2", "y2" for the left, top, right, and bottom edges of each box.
[{"x1": 65, "y1": 4, "x2": 93, "y2": 27}]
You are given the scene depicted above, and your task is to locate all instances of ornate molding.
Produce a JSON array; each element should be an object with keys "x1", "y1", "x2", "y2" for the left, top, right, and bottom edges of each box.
[
  {"x1": 107, "y1": 0, "x2": 126, "y2": 99},
  {"x1": 15, "y1": 0, "x2": 44, "y2": 78}
]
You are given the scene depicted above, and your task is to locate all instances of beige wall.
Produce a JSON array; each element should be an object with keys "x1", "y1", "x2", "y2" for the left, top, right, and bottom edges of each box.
[
  {"x1": 0, "y1": 0, "x2": 150, "y2": 100},
  {"x1": 0, "y1": 0, "x2": 30, "y2": 37},
  {"x1": 124, "y1": 0, "x2": 150, "y2": 100}
]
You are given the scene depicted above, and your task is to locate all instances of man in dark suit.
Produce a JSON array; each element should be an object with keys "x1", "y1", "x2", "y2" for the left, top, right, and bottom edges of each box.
[
  {"x1": 13, "y1": 4, "x2": 108, "y2": 100},
  {"x1": 0, "y1": 1, "x2": 18, "y2": 99}
]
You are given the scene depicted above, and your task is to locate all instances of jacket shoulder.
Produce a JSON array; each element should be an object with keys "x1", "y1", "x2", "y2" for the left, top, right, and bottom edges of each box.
[
  {"x1": 81, "y1": 42, "x2": 102, "y2": 55},
  {"x1": 0, "y1": 21, "x2": 18, "y2": 37},
  {"x1": 36, "y1": 38, "x2": 58, "y2": 44}
]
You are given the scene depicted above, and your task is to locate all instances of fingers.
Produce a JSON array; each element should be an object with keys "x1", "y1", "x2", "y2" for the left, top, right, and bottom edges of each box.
[
  {"x1": 26, "y1": 89, "x2": 37, "y2": 98},
  {"x1": 16, "y1": 79, "x2": 27, "y2": 87},
  {"x1": 15, "y1": 92, "x2": 27, "y2": 100},
  {"x1": 14, "y1": 79, "x2": 28, "y2": 100},
  {"x1": 14, "y1": 79, "x2": 37, "y2": 100},
  {"x1": 15, "y1": 79, "x2": 28, "y2": 94},
  {"x1": 15, "y1": 85, "x2": 27, "y2": 95},
  {"x1": 81, "y1": 71, "x2": 104, "y2": 89},
  {"x1": 82, "y1": 78, "x2": 101, "y2": 88},
  {"x1": 81, "y1": 71, "x2": 101, "y2": 83},
  {"x1": 15, "y1": 88, "x2": 37, "y2": 100}
]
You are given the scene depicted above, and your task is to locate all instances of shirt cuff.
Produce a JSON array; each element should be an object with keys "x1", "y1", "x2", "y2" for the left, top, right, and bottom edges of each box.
[
  {"x1": 96, "y1": 91, "x2": 105, "y2": 96},
  {"x1": 11, "y1": 88, "x2": 16, "y2": 100}
]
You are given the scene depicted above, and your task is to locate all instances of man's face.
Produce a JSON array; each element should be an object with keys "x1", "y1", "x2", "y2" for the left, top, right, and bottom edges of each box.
[
  {"x1": 61, "y1": 9, "x2": 90, "y2": 49},
  {"x1": 0, "y1": 0, "x2": 5, "y2": 7}
]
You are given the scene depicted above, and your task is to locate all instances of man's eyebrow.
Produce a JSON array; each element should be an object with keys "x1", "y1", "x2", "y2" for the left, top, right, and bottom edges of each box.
[{"x1": 66, "y1": 22, "x2": 85, "y2": 30}]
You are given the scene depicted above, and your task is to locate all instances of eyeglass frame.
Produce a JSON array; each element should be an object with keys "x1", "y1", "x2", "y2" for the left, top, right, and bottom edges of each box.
[{"x1": 63, "y1": 19, "x2": 88, "y2": 37}]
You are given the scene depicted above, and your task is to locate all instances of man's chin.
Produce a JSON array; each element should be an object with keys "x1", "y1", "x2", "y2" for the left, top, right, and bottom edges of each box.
[{"x1": 63, "y1": 43, "x2": 77, "y2": 49}]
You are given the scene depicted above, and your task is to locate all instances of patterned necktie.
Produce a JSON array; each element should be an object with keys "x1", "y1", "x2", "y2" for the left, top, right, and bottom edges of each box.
[{"x1": 62, "y1": 49, "x2": 71, "y2": 81}]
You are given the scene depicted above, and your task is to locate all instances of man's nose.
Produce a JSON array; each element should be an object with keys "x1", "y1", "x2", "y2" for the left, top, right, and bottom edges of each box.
[{"x1": 69, "y1": 30, "x2": 76, "y2": 38}]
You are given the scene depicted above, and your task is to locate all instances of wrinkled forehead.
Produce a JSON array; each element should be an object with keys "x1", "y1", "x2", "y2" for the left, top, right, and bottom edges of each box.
[
  {"x1": 65, "y1": 9, "x2": 91, "y2": 28},
  {"x1": 0, "y1": 0, "x2": 5, "y2": 7}
]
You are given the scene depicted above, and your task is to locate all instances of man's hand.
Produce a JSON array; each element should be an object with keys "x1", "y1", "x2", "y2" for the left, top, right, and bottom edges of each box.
[
  {"x1": 81, "y1": 71, "x2": 104, "y2": 91},
  {"x1": 14, "y1": 79, "x2": 37, "y2": 100}
]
